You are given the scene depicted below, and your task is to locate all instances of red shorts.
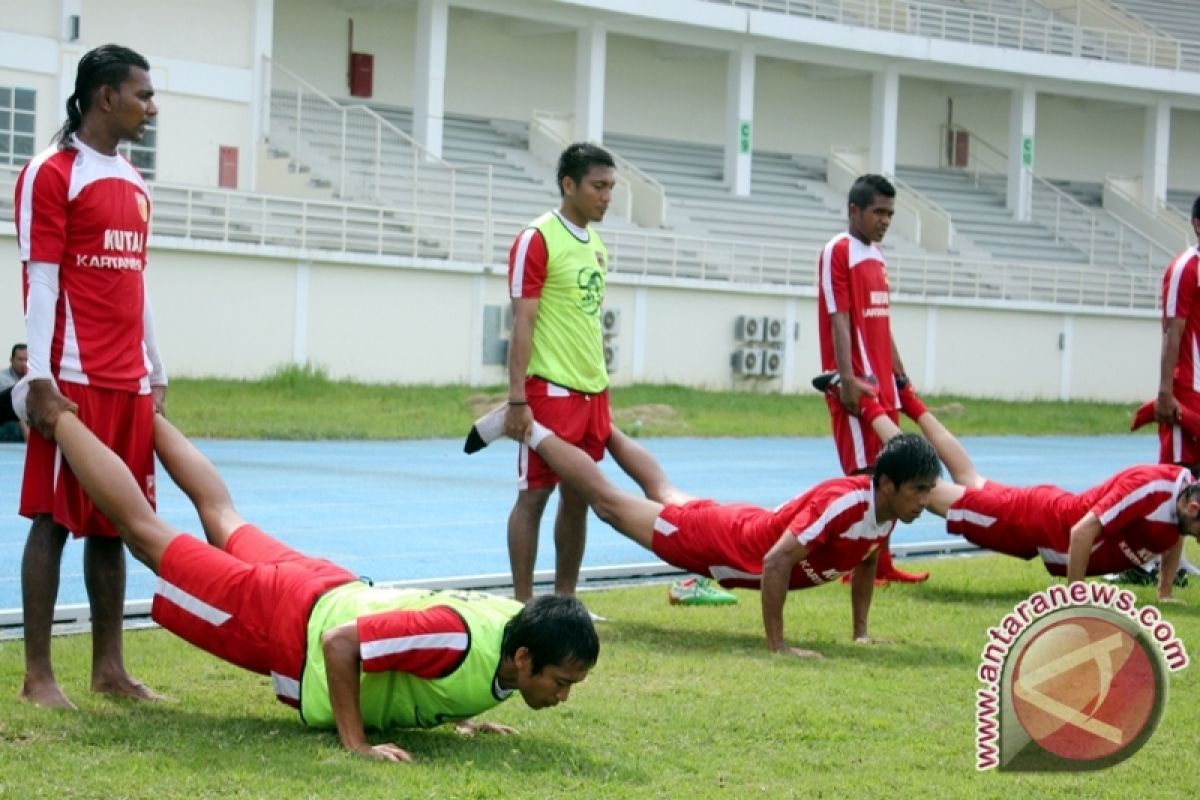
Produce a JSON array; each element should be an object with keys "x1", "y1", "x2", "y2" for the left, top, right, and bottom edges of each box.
[
  {"x1": 825, "y1": 394, "x2": 898, "y2": 476},
  {"x1": 519, "y1": 377, "x2": 611, "y2": 490},
  {"x1": 946, "y1": 481, "x2": 1057, "y2": 561},
  {"x1": 20, "y1": 383, "x2": 155, "y2": 537},
  {"x1": 652, "y1": 500, "x2": 765, "y2": 588},
  {"x1": 151, "y1": 524, "x2": 356, "y2": 707},
  {"x1": 1158, "y1": 387, "x2": 1200, "y2": 466}
]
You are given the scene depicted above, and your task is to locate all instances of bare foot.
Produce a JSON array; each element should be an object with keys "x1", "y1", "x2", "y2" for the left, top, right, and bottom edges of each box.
[
  {"x1": 92, "y1": 674, "x2": 168, "y2": 702},
  {"x1": 20, "y1": 678, "x2": 78, "y2": 710}
]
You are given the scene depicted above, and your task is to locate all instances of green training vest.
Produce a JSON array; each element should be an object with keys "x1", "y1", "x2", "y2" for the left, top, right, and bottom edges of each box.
[
  {"x1": 300, "y1": 585, "x2": 522, "y2": 730},
  {"x1": 525, "y1": 211, "x2": 609, "y2": 394}
]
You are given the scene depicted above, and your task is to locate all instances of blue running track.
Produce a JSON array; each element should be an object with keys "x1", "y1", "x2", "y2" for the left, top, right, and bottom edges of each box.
[{"x1": 0, "y1": 433, "x2": 1153, "y2": 612}]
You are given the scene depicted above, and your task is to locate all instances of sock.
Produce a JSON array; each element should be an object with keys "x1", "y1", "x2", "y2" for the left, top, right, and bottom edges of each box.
[
  {"x1": 463, "y1": 403, "x2": 507, "y2": 454},
  {"x1": 897, "y1": 382, "x2": 928, "y2": 421},
  {"x1": 528, "y1": 421, "x2": 552, "y2": 450},
  {"x1": 1130, "y1": 400, "x2": 1153, "y2": 431}
]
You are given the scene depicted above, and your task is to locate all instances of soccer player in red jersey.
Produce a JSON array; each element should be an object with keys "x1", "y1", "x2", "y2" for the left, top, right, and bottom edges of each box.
[
  {"x1": 1154, "y1": 196, "x2": 1200, "y2": 471},
  {"x1": 817, "y1": 173, "x2": 929, "y2": 583},
  {"x1": 861, "y1": 402, "x2": 1200, "y2": 602},
  {"x1": 500, "y1": 418, "x2": 939, "y2": 659},
  {"x1": 13, "y1": 45, "x2": 167, "y2": 708}
]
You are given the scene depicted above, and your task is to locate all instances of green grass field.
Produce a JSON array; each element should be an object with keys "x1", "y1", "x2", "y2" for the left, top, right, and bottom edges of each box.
[
  {"x1": 162, "y1": 366, "x2": 1146, "y2": 440},
  {"x1": 0, "y1": 556, "x2": 1195, "y2": 799},
  {"x1": 0, "y1": 375, "x2": 1185, "y2": 798}
]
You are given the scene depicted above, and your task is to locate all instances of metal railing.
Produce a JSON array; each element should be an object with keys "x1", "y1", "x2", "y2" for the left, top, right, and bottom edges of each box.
[
  {"x1": 0, "y1": 166, "x2": 1158, "y2": 311},
  {"x1": 711, "y1": 0, "x2": 1192, "y2": 71},
  {"x1": 945, "y1": 125, "x2": 1172, "y2": 278},
  {"x1": 266, "y1": 56, "x2": 494, "y2": 241}
]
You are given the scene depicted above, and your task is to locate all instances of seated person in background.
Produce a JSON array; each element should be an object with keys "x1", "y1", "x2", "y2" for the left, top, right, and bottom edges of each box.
[
  {"x1": 860, "y1": 397, "x2": 1198, "y2": 602},
  {"x1": 20, "y1": 386, "x2": 599, "y2": 764},
  {"x1": 0, "y1": 343, "x2": 28, "y2": 441}
]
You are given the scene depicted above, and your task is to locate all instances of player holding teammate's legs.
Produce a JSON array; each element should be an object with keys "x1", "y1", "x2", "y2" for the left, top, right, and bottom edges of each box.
[
  {"x1": 22, "y1": 400, "x2": 599, "y2": 763},
  {"x1": 815, "y1": 174, "x2": 928, "y2": 584},
  {"x1": 15, "y1": 44, "x2": 166, "y2": 708}
]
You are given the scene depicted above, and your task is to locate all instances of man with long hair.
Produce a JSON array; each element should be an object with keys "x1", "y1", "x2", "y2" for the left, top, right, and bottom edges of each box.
[{"x1": 13, "y1": 44, "x2": 167, "y2": 707}]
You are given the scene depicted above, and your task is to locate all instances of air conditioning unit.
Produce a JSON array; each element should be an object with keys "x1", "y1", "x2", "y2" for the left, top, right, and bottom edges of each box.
[
  {"x1": 764, "y1": 316, "x2": 785, "y2": 344},
  {"x1": 731, "y1": 348, "x2": 764, "y2": 377},
  {"x1": 604, "y1": 343, "x2": 619, "y2": 373},
  {"x1": 762, "y1": 349, "x2": 783, "y2": 378},
  {"x1": 735, "y1": 315, "x2": 764, "y2": 343},
  {"x1": 601, "y1": 308, "x2": 621, "y2": 337},
  {"x1": 501, "y1": 304, "x2": 514, "y2": 335}
]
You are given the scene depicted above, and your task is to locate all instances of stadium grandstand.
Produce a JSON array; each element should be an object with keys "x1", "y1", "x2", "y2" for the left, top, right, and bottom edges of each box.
[{"x1": 1, "y1": 0, "x2": 1198, "y2": 401}]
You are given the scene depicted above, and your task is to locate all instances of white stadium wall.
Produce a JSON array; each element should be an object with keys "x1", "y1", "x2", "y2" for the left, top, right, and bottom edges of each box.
[
  {"x1": 1170, "y1": 110, "x2": 1200, "y2": 192},
  {"x1": 84, "y1": 0, "x2": 253, "y2": 69},
  {"x1": 0, "y1": 231, "x2": 1154, "y2": 401}
]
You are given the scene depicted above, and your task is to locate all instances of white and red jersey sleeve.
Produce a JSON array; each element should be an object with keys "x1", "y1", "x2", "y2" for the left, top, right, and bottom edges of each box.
[
  {"x1": 356, "y1": 604, "x2": 470, "y2": 679},
  {"x1": 1088, "y1": 465, "x2": 1191, "y2": 531},
  {"x1": 1162, "y1": 247, "x2": 1200, "y2": 392},
  {"x1": 777, "y1": 476, "x2": 895, "y2": 587},
  {"x1": 14, "y1": 141, "x2": 152, "y2": 393},
  {"x1": 508, "y1": 227, "x2": 549, "y2": 299},
  {"x1": 785, "y1": 477, "x2": 875, "y2": 549}
]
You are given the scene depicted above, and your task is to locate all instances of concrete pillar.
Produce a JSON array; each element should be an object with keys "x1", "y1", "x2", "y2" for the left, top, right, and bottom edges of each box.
[
  {"x1": 1142, "y1": 99, "x2": 1170, "y2": 210},
  {"x1": 869, "y1": 66, "x2": 899, "y2": 177},
  {"x1": 574, "y1": 24, "x2": 606, "y2": 143},
  {"x1": 249, "y1": 0, "x2": 274, "y2": 191},
  {"x1": 724, "y1": 45, "x2": 755, "y2": 196},
  {"x1": 413, "y1": 0, "x2": 448, "y2": 158},
  {"x1": 1007, "y1": 84, "x2": 1036, "y2": 222}
]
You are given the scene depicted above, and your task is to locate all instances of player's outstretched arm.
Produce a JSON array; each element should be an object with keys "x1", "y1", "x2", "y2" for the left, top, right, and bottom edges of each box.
[
  {"x1": 1066, "y1": 513, "x2": 1102, "y2": 585},
  {"x1": 849, "y1": 550, "x2": 879, "y2": 643},
  {"x1": 760, "y1": 533, "x2": 823, "y2": 659},
  {"x1": 1157, "y1": 539, "x2": 1185, "y2": 603},
  {"x1": 321, "y1": 622, "x2": 413, "y2": 764}
]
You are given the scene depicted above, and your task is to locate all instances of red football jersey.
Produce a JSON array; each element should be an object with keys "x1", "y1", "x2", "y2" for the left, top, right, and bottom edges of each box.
[
  {"x1": 654, "y1": 475, "x2": 895, "y2": 590},
  {"x1": 950, "y1": 465, "x2": 1189, "y2": 576},
  {"x1": 817, "y1": 232, "x2": 899, "y2": 410},
  {"x1": 1161, "y1": 246, "x2": 1200, "y2": 393},
  {"x1": 15, "y1": 139, "x2": 152, "y2": 392}
]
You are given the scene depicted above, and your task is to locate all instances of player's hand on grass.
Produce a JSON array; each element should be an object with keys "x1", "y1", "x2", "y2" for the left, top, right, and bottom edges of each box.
[
  {"x1": 455, "y1": 720, "x2": 517, "y2": 737},
  {"x1": 355, "y1": 742, "x2": 413, "y2": 763}
]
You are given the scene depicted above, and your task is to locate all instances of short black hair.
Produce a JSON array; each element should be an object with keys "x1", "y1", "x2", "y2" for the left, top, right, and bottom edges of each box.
[
  {"x1": 55, "y1": 44, "x2": 151, "y2": 147},
  {"x1": 10, "y1": 343, "x2": 26, "y2": 358},
  {"x1": 556, "y1": 142, "x2": 615, "y2": 197},
  {"x1": 501, "y1": 594, "x2": 599, "y2": 673},
  {"x1": 1179, "y1": 482, "x2": 1200, "y2": 505},
  {"x1": 1191, "y1": 194, "x2": 1200, "y2": 223},
  {"x1": 849, "y1": 174, "x2": 896, "y2": 211},
  {"x1": 873, "y1": 433, "x2": 940, "y2": 489}
]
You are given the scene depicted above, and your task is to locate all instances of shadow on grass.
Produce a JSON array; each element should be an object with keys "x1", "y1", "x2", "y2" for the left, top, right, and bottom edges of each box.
[
  {"x1": 900, "y1": 583, "x2": 1045, "y2": 606},
  {"x1": 605, "y1": 619, "x2": 976, "y2": 666},
  {"x1": 60, "y1": 703, "x2": 642, "y2": 781}
]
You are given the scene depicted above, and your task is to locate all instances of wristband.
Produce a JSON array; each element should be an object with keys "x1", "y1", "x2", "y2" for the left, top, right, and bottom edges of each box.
[{"x1": 507, "y1": 400, "x2": 527, "y2": 406}]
